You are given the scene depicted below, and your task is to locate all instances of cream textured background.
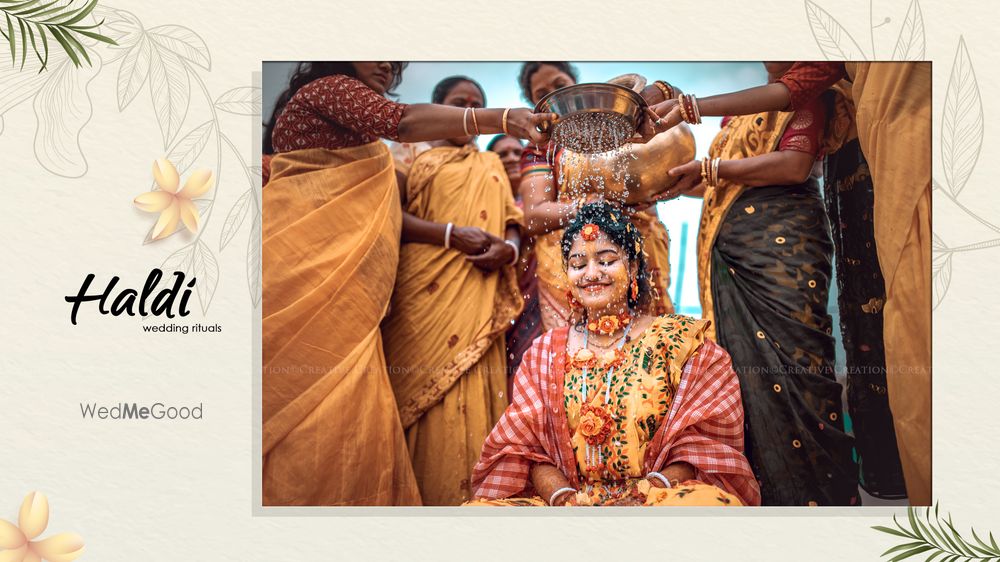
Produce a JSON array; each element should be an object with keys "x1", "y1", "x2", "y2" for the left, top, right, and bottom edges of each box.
[{"x1": 1, "y1": 0, "x2": 994, "y2": 560}]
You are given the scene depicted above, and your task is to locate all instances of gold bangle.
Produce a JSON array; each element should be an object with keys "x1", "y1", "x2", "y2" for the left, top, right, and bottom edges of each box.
[
  {"x1": 677, "y1": 94, "x2": 690, "y2": 124},
  {"x1": 700, "y1": 157, "x2": 709, "y2": 185},
  {"x1": 654, "y1": 80, "x2": 673, "y2": 101},
  {"x1": 470, "y1": 107, "x2": 480, "y2": 135},
  {"x1": 691, "y1": 94, "x2": 702, "y2": 124},
  {"x1": 502, "y1": 108, "x2": 510, "y2": 135}
]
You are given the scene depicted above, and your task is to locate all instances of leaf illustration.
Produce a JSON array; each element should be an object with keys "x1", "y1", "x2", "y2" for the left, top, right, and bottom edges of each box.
[
  {"x1": 247, "y1": 210, "x2": 261, "y2": 307},
  {"x1": 93, "y1": 5, "x2": 142, "y2": 48},
  {"x1": 166, "y1": 120, "x2": 213, "y2": 175},
  {"x1": 932, "y1": 234, "x2": 952, "y2": 310},
  {"x1": 159, "y1": 242, "x2": 194, "y2": 273},
  {"x1": 941, "y1": 36, "x2": 983, "y2": 197},
  {"x1": 874, "y1": 504, "x2": 1000, "y2": 560},
  {"x1": 148, "y1": 41, "x2": 189, "y2": 147},
  {"x1": 0, "y1": 0, "x2": 116, "y2": 71},
  {"x1": 116, "y1": 33, "x2": 150, "y2": 110},
  {"x1": 31, "y1": 52, "x2": 99, "y2": 177},
  {"x1": 0, "y1": 47, "x2": 50, "y2": 129},
  {"x1": 220, "y1": 188, "x2": 251, "y2": 251},
  {"x1": 191, "y1": 239, "x2": 219, "y2": 314},
  {"x1": 891, "y1": 0, "x2": 925, "y2": 61},
  {"x1": 145, "y1": 24, "x2": 209, "y2": 70},
  {"x1": 214, "y1": 86, "x2": 260, "y2": 115},
  {"x1": 804, "y1": 0, "x2": 866, "y2": 60}
]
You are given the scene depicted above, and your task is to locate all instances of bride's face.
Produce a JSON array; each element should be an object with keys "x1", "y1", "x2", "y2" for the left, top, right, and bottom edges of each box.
[{"x1": 566, "y1": 230, "x2": 632, "y2": 313}]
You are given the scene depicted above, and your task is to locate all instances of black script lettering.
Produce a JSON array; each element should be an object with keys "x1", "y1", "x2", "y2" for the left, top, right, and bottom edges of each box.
[{"x1": 65, "y1": 269, "x2": 195, "y2": 324}]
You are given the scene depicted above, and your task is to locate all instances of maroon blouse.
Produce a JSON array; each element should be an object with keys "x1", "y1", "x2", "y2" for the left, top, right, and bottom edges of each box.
[
  {"x1": 270, "y1": 74, "x2": 407, "y2": 152},
  {"x1": 776, "y1": 62, "x2": 847, "y2": 111}
]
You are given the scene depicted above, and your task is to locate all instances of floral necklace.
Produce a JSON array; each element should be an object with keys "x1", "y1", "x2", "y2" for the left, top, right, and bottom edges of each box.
[
  {"x1": 586, "y1": 311, "x2": 632, "y2": 336},
  {"x1": 574, "y1": 321, "x2": 633, "y2": 474}
]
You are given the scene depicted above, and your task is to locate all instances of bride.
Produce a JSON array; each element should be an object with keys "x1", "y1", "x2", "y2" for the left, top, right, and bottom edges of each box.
[{"x1": 469, "y1": 201, "x2": 760, "y2": 506}]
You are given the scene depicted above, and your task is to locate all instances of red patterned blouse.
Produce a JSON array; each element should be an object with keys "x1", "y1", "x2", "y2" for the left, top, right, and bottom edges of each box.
[
  {"x1": 270, "y1": 75, "x2": 407, "y2": 152},
  {"x1": 719, "y1": 93, "x2": 827, "y2": 161},
  {"x1": 776, "y1": 62, "x2": 847, "y2": 112}
]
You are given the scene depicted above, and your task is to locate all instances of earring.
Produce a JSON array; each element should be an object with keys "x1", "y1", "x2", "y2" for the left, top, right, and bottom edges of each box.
[
  {"x1": 630, "y1": 277, "x2": 639, "y2": 300},
  {"x1": 566, "y1": 289, "x2": 583, "y2": 310}
]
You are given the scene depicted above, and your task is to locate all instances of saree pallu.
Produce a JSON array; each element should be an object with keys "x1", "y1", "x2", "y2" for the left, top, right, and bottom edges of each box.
[
  {"x1": 382, "y1": 145, "x2": 524, "y2": 506},
  {"x1": 262, "y1": 142, "x2": 420, "y2": 506},
  {"x1": 711, "y1": 181, "x2": 858, "y2": 505},
  {"x1": 533, "y1": 209, "x2": 674, "y2": 331},
  {"x1": 846, "y1": 62, "x2": 932, "y2": 505},
  {"x1": 825, "y1": 137, "x2": 906, "y2": 499}
]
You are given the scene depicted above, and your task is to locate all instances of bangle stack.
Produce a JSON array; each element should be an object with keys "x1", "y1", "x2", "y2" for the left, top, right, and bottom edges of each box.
[
  {"x1": 549, "y1": 487, "x2": 576, "y2": 506},
  {"x1": 462, "y1": 108, "x2": 471, "y2": 137},
  {"x1": 653, "y1": 80, "x2": 674, "y2": 101},
  {"x1": 504, "y1": 239, "x2": 520, "y2": 266},
  {"x1": 502, "y1": 108, "x2": 510, "y2": 135},
  {"x1": 701, "y1": 157, "x2": 721, "y2": 188},
  {"x1": 677, "y1": 93, "x2": 702, "y2": 125},
  {"x1": 444, "y1": 222, "x2": 454, "y2": 249}
]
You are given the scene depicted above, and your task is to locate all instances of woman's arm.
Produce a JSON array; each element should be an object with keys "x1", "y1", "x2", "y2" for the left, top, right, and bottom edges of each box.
[
  {"x1": 664, "y1": 150, "x2": 815, "y2": 196},
  {"x1": 400, "y1": 212, "x2": 493, "y2": 255},
  {"x1": 531, "y1": 463, "x2": 577, "y2": 506},
  {"x1": 397, "y1": 105, "x2": 552, "y2": 145},
  {"x1": 302, "y1": 75, "x2": 554, "y2": 145},
  {"x1": 638, "y1": 63, "x2": 846, "y2": 139},
  {"x1": 649, "y1": 462, "x2": 697, "y2": 488},
  {"x1": 520, "y1": 173, "x2": 578, "y2": 237}
]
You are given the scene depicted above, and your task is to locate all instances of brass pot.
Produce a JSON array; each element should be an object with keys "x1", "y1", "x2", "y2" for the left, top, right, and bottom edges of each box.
[{"x1": 559, "y1": 124, "x2": 697, "y2": 205}]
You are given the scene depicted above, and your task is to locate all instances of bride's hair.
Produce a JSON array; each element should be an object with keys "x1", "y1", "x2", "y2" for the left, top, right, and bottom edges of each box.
[{"x1": 561, "y1": 201, "x2": 652, "y2": 311}]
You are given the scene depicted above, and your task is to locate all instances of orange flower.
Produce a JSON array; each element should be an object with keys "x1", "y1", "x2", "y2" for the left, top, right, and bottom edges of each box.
[
  {"x1": 577, "y1": 404, "x2": 613, "y2": 445},
  {"x1": 580, "y1": 223, "x2": 600, "y2": 241},
  {"x1": 597, "y1": 315, "x2": 620, "y2": 334}
]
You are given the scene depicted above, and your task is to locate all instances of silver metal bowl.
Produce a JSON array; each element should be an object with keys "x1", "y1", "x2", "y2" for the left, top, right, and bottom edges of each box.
[{"x1": 534, "y1": 83, "x2": 647, "y2": 153}]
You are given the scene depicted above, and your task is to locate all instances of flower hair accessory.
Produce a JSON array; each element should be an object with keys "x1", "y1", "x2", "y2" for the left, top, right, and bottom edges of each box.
[{"x1": 580, "y1": 223, "x2": 601, "y2": 241}]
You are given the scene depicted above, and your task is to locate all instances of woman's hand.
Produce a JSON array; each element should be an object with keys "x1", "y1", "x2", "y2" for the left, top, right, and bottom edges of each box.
[
  {"x1": 633, "y1": 99, "x2": 683, "y2": 143},
  {"x1": 450, "y1": 226, "x2": 493, "y2": 255},
  {"x1": 505, "y1": 109, "x2": 557, "y2": 145},
  {"x1": 466, "y1": 236, "x2": 514, "y2": 272},
  {"x1": 665, "y1": 159, "x2": 707, "y2": 198}
]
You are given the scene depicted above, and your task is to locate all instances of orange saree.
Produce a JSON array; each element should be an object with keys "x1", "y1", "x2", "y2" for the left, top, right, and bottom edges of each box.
[
  {"x1": 382, "y1": 145, "x2": 524, "y2": 505},
  {"x1": 262, "y1": 142, "x2": 420, "y2": 506}
]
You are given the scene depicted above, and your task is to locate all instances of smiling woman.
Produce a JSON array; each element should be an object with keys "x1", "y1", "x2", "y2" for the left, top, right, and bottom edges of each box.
[{"x1": 468, "y1": 202, "x2": 759, "y2": 507}]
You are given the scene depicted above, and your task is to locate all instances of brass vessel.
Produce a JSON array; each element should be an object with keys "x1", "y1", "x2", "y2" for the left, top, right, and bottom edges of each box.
[{"x1": 559, "y1": 123, "x2": 697, "y2": 205}]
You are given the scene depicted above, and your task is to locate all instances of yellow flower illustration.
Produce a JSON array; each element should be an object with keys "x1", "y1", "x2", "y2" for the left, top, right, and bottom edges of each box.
[
  {"x1": 134, "y1": 159, "x2": 214, "y2": 241},
  {"x1": 0, "y1": 492, "x2": 84, "y2": 562}
]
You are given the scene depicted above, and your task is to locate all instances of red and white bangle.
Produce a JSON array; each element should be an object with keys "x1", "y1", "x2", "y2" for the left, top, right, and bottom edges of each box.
[
  {"x1": 549, "y1": 487, "x2": 576, "y2": 506},
  {"x1": 646, "y1": 471, "x2": 672, "y2": 488}
]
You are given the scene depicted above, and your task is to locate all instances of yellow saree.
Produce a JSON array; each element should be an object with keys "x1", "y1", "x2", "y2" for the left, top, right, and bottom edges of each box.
[
  {"x1": 382, "y1": 145, "x2": 524, "y2": 505},
  {"x1": 262, "y1": 142, "x2": 420, "y2": 506},
  {"x1": 846, "y1": 62, "x2": 932, "y2": 505}
]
